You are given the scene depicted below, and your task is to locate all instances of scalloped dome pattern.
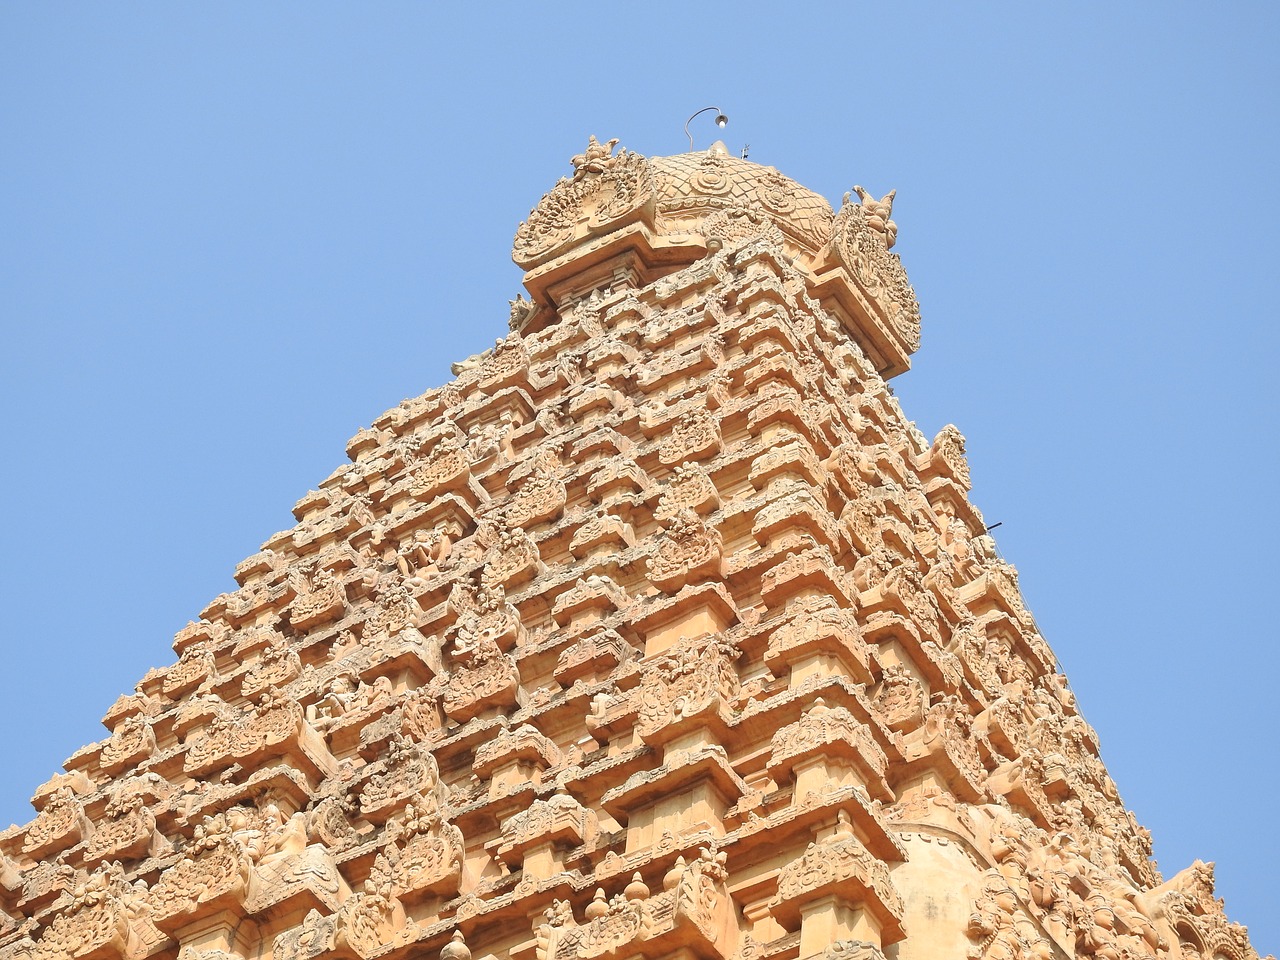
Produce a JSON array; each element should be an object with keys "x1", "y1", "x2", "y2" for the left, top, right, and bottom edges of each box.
[{"x1": 649, "y1": 149, "x2": 835, "y2": 253}]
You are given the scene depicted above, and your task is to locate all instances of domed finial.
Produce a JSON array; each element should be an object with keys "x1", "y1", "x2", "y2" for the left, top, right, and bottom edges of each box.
[
  {"x1": 625, "y1": 872, "x2": 650, "y2": 901},
  {"x1": 663, "y1": 855, "x2": 687, "y2": 891},
  {"x1": 584, "y1": 887, "x2": 609, "y2": 920},
  {"x1": 441, "y1": 930, "x2": 471, "y2": 960}
]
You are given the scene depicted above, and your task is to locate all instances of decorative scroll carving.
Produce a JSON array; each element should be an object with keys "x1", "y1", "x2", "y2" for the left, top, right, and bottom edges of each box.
[
  {"x1": 149, "y1": 810, "x2": 256, "y2": 927},
  {"x1": 183, "y1": 691, "x2": 305, "y2": 776},
  {"x1": 771, "y1": 699, "x2": 888, "y2": 785},
  {"x1": 474, "y1": 723, "x2": 561, "y2": 777},
  {"x1": 442, "y1": 637, "x2": 520, "y2": 722},
  {"x1": 534, "y1": 847, "x2": 735, "y2": 960},
  {"x1": 765, "y1": 601, "x2": 871, "y2": 682},
  {"x1": 473, "y1": 335, "x2": 531, "y2": 391},
  {"x1": 159, "y1": 641, "x2": 218, "y2": 697},
  {"x1": 241, "y1": 635, "x2": 302, "y2": 698},
  {"x1": 334, "y1": 880, "x2": 412, "y2": 959},
  {"x1": 287, "y1": 562, "x2": 346, "y2": 631},
  {"x1": 499, "y1": 793, "x2": 597, "y2": 860},
  {"x1": 359, "y1": 735, "x2": 447, "y2": 822},
  {"x1": 408, "y1": 435, "x2": 471, "y2": 500},
  {"x1": 453, "y1": 582, "x2": 523, "y2": 654},
  {"x1": 634, "y1": 633, "x2": 740, "y2": 737},
  {"x1": 647, "y1": 509, "x2": 723, "y2": 592},
  {"x1": 29, "y1": 862, "x2": 156, "y2": 960},
  {"x1": 701, "y1": 204, "x2": 786, "y2": 253},
  {"x1": 99, "y1": 714, "x2": 156, "y2": 773},
  {"x1": 505, "y1": 468, "x2": 567, "y2": 528},
  {"x1": 569, "y1": 510, "x2": 636, "y2": 558},
  {"x1": 86, "y1": 788, "x2": 162, "y2": 861},
  {"x1": 377, "y1": 802, "x2": 464, "y2": 900},
  {"x1": 273, "y1": 908, "x2": 336, "y2": 960},
  {"x1": 364, "y1": 576, "x2": 424, "y2": 642},
  {"x1": 657, "y1": 411, "x2": 722, "y2": 466},
  {"x1": 514, "y1": 139, "x2": 656, "y2": 268},
  {"x1": 306, "y1": 796, "x2": 359, "y2": 853},
  {"x1": 482, "y1": 526, "x2": 543, "y2": 588},
  {"x1": 555, "y1": 627, "x2": 635, "y2": 684},
  {"x1": 656, "y1": 461, "x2": 721, "y2": 518},
  {"x1": 825, "y1": 943, "x2": 888, "y2": 960},
  {"x1": 21, "y1": 787, "x2": 86, "y2": 857},
  {"x1": 775, "y1": 831, "x2": 904, "y2": 931},
  {"x1": 874, "y1": 663, "x2": 926, "y2": 732},
  {"x1": 831, "y1": 192, "x2": 920, "y2": 352},
  {"x1": 553, "y1": 574, "x2": 630, "y2": 626}
]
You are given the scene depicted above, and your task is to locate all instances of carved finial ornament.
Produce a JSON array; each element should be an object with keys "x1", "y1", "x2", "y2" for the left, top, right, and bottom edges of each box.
[
  {"x1": 570, "y1": 135, "x2": 621, "y2": 177},
  {"x1": 848, "y1": 184, "x2": 898, "y2": 248}
]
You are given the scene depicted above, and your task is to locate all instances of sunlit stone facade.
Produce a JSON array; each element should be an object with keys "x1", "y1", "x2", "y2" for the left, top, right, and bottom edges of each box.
[{"x1": 0, "y1": 137, "x2": 1264, "y2": 960}]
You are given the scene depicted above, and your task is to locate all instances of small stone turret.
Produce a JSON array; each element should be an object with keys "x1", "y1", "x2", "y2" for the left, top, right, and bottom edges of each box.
[{"x1": 512, "y1": 137, "x2": 919, "y2": 375}]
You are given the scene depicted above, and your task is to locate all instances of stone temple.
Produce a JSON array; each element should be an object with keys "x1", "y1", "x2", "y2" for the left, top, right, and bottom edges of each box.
[{"x1": 0, "y1": 137, "x2": 1265, "y2": 960}]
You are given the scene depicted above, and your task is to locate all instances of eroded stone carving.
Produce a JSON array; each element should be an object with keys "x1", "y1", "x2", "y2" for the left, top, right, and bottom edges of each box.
[
  {"x1": 831, "y1": 191, "x2": 921, "y2": 352},
  {"x1": 514, "y1": 138, "x2": 656, "y2": 268}
]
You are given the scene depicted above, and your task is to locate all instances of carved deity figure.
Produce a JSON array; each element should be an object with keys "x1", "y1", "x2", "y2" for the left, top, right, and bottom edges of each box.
[
  {"x1": 570, "y1": 136, "x2": 620, "y2": 176},
  {"x1": 395, "y1": 526, "x2": 451, "y2": 583},
  {"x1": 849, "y1": 185, "x2": 898, "y2": 248},
  {"x1": 307, "y1": 675, "x2": 357, "y2": 732}
]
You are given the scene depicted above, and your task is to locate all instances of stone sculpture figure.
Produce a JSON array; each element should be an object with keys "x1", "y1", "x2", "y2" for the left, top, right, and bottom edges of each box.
[
  {"x1": 571, "y1": 135, "x2": 621, "y2": 176},
  {"x1": 849, "y1": 185, "x2": 898, "y2": 248}
]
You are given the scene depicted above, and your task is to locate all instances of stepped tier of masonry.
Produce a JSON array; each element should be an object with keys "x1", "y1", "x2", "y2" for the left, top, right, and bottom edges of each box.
[{"x1": 0, "y1": 138, "x2": 1264, "y2": 960}]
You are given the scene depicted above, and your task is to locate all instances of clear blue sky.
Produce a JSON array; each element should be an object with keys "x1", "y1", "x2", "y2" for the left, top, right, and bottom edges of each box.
[{"x1": 2, "y1": 3, "x2": 1276, "y2": 952}]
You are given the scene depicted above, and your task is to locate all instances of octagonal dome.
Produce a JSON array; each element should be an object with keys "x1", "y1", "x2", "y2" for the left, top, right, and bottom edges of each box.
[{"x1": 649, "y1": 144, "x2": 835, "y2": 256}]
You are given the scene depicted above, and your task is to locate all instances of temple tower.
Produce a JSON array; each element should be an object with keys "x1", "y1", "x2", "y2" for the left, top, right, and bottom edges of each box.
[{"x1": 0, "y1": 137, "x2": 1264, "y2": 960}]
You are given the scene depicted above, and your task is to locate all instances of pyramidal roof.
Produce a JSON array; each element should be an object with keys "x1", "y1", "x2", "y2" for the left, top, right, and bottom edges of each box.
[{"x1": 0, "y1": 137, "x2": 1264, "y2": 960}]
